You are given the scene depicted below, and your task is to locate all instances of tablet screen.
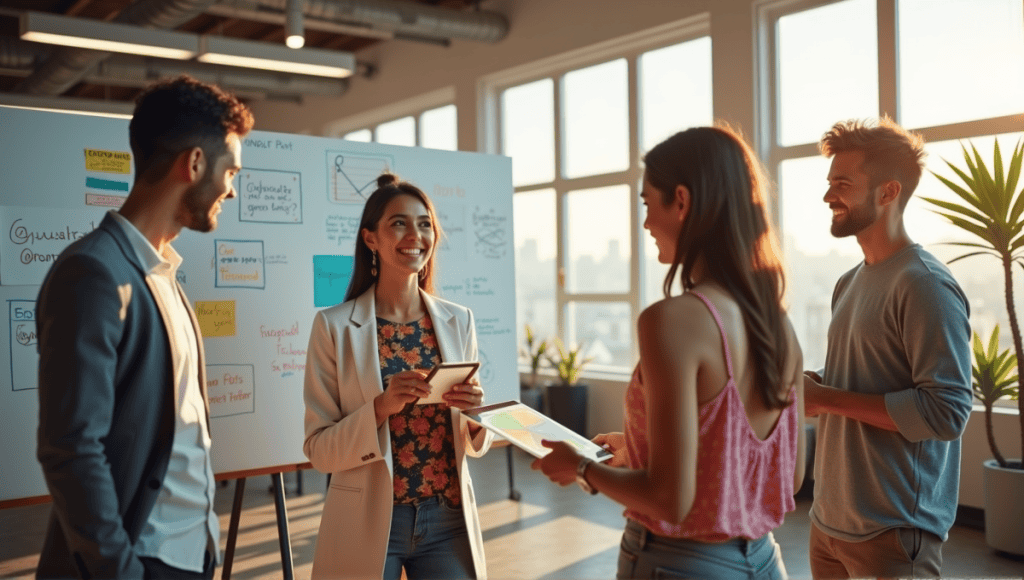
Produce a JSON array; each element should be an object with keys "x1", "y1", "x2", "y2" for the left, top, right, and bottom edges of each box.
[{"x1": 465, "y1": 401, "x2": 612, "y2": 462}]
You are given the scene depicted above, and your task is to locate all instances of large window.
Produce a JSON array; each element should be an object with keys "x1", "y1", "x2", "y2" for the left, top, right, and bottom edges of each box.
[
  {"x1": 341, "y1": 103, "x2": 458, "y2": 151},
  {"x1": 496, "y1": 24, "x2": 714, "y2": 373},
  {"x1": 762, "y1": 0, "x2": 1024, "y2": 373}
]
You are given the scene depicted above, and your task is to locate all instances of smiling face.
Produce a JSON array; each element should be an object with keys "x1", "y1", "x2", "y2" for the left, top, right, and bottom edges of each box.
[
  {"x1": 641, "y1": 173, "x2": 685, "y2": 264},
  {"x1": 825, "y1": 150, "x2": 881, "y2": 238},
  {"x1": 180, "y1": 133, "x2": 242, "y2": 233},
  {"x1": 363, "y1": 194, "x2": 436, "y2": 277}
]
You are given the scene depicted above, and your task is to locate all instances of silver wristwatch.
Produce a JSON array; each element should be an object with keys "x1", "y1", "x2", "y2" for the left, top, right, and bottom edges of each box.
[{"x1": 576, "y1": 457, "x2": 597, "y2": 495}]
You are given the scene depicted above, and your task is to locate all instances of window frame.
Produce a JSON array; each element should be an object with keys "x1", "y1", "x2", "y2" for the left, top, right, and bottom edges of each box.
[
  {"x1": 481, "y1": 15, "x2": 713, "y2": 377},
  {"x1": 757, "y1": 0, "x2": 1024, "y2": 405},
  {"x1": 325, "y1": 86, "x2": 458, "y2": 150}
]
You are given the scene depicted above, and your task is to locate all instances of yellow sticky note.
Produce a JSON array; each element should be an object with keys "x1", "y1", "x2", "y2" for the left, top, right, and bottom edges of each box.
[
  {"x1": 84, "y1": 149, "x2": 132, "y2": 174},
  {"x1": 195, "y1": 300, "x2": 236, "y2": 337}
]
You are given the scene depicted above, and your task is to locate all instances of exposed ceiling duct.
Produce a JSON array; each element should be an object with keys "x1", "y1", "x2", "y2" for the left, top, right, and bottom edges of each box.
[
  {"x1": 0, "y1": 38, "x2": 345, "y2": 101},
  {"x1": 14, "y1": 0, "x2": 219, "y2": 96},
  {"x1": 216, "y1": 0, "x2": 509, "y2": 44},
  {"x1": 0, "y1": 36, "x2": 49, "y2": 71},
  {"x1": 6, "y1": 0, "x2": 507, "y2": 101}
]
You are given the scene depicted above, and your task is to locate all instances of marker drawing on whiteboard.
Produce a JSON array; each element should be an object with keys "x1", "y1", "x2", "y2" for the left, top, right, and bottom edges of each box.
[{"x1": 327, "y1": 151, "x2": 394, "y2": 204}]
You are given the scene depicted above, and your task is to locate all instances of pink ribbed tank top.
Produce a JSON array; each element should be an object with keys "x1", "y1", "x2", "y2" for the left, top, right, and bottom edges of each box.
[{"x1": 622, "y1": 291, "x2": 798, "y2": 541}]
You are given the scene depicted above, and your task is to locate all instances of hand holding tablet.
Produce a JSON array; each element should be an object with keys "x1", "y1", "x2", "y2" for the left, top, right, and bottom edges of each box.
[{"x1": 418, "y1": 361, "x2": 480, "y2": 405}]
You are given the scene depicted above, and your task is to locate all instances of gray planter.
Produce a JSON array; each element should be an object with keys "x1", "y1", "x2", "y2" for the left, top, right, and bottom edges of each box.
[
  {"x1": 545, "y1": 383, "x2": 588, "y2": 436},
  {"x1": 983, "y1": 458, "x2": 1024, "y2": 556}
]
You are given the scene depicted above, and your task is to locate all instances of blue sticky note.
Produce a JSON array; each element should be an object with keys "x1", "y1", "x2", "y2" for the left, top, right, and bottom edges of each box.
[{"x1": 313, "y1": 255, "x2": 354, "y2": 308}]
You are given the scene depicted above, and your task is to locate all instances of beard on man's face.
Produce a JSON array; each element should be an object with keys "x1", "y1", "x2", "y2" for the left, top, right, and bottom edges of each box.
[
  {"x1": 180, "y1": 174, "x2": 219, "y2": 233},
  {"x1": 830, "y1": 196, "x2": 878, "y2": 238}
]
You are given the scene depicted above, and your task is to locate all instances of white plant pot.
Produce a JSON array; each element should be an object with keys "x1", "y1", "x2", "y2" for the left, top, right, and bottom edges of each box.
[{"x1": 983, "y1": 458, "x2": 1024, "y2": 556}]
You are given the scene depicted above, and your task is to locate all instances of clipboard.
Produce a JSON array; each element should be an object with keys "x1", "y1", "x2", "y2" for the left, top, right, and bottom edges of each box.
[
  {"x1": 417, "y1": 361, "x2": 479, "y2": 405},
  {"x1": 464, "y1": 400, "x2": 613, "y2": 462}
]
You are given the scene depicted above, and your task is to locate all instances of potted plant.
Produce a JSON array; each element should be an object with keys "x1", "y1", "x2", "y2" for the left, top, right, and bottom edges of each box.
[
  {"x1": 970, "y1": 326, "x2": 1020, "y2": 554},
  {"x1": 922, "y1": 138, "x2": 1024, "y2": 555},
  {"x1": 544, "y1": 338, "x2": 593, "y2": 436},
  {"x1": 519, "y1": 324, "x2": 548, "y2": 411}
]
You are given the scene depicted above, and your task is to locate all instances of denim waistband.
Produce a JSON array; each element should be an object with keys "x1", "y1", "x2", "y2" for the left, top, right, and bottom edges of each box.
[{"x1": 624, "y1": 518, "x2": 771, "y2": 557}]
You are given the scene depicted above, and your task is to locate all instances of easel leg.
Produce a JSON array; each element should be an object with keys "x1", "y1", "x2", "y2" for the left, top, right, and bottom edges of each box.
[
  {"x1": 271, "y1": 472, "x2": 295, "y2": 579},
  {"x1": 506, "y1": 445, "x2": 521, "y2": 501},
  {"x1": 222, "y1": 477, "x2": 246, "y2": 580}
]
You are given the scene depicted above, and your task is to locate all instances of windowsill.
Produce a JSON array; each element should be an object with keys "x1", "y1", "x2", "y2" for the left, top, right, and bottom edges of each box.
[
  {"x1": 973, "y1": 403, "x2": 1021, "y2": 416},
  {"x1": 518, "y1": 366, "x2": 633, "y2": 385}
]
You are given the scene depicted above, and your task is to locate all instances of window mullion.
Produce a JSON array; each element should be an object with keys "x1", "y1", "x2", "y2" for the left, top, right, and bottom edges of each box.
[
  {"x1": 553, "y1": 74, "x2": 567, "y2": 345},
  {"x1": 878, "y1": 0, "x2": 899, "y2": 119},
  {"x1": 627, "y1": 54, "x2": 642, "y2": 364}
]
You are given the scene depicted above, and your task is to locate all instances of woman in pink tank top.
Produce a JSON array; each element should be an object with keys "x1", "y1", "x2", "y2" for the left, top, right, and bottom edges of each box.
[{"x1": 533, "y1": 126, "x2": 806, "y2": 579}]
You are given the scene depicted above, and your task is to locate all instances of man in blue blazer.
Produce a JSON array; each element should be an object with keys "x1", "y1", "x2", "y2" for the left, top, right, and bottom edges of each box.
[{"x1": 35, "y1": 76, "x2": 253, "y2": 579}]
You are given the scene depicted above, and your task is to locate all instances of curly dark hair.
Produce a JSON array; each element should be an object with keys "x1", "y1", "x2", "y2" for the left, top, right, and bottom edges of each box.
[{"x1": 129, "y1": 75, "x2": 254, "y2": 182}]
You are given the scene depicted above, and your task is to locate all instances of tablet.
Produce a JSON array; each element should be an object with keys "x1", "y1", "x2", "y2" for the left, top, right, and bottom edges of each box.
[
  {"x1": 418, "y1": 361, "x2": 479, "y2": 405},
  {"x1": 464, "y1": 400, "x2": 613, "y2": 462}
]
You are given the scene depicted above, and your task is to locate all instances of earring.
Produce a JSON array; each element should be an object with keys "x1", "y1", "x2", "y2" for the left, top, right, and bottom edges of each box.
[{"x1": 371, "y1": 251, "x2": 378, "y2": 277}]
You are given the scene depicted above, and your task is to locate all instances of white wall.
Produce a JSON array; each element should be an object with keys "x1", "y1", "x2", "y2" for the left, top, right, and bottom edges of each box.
[{"x1": 248, "y1": 0, "x2": 1020, "y2": 513}]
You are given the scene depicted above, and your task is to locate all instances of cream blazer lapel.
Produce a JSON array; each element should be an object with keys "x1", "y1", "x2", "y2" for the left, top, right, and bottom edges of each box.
[
  {"x1": 422, "y1": 289, "x2": 463, "y2": 363},
  {"x1": 348, "y1": 286, "x2": 386, "y2": 405}
]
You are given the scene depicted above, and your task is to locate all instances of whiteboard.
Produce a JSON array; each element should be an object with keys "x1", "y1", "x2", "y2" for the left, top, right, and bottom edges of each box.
[{"x1": 0, "y1": 105, "x2": 517, "y2": 503}]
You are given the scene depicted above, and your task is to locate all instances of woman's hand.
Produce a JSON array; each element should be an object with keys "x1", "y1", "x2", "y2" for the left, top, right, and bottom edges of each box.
[
  {"x1": 592, "y1": 432, "x2": 628, "y2": 467},
  {"x1": 443, "y1": 377, "x2": 483, "y2": 411},
  {"x1": 375, "y1": 370, "x2": 431, "y2": 423},
  {"x1": 531, "y1": 440, "x2": 583, "y2": 486}
]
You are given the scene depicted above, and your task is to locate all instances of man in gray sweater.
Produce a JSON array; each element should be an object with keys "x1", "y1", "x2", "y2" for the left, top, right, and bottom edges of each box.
[{"x1": 804, "y1": 118, "x2": 972, "y2": 579}]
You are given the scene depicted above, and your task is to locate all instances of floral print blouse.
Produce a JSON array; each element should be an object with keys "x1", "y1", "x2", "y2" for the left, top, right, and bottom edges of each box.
[{"x1": 378, "y1": 314, "x2": 461, "y2": 506}]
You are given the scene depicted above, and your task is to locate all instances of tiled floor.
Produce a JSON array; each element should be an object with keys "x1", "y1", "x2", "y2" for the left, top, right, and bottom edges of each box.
[{"x1": 2, "y1": 447, "x2": 1023, "y2": 579}]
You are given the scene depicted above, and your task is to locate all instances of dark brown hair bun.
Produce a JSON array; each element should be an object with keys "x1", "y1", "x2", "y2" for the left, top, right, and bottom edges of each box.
[{"x1": 377, "y1": 172, "x2": 399, "y2": 188}]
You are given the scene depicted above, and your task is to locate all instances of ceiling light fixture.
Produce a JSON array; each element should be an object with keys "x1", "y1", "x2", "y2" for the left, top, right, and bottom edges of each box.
[
  {"x1": 198, "y1": 36, "x2": 353, "y2": 78},
  {"x1": 286, "y1": 0, "x2": 305, "y2": 49},
  {"x1": 19, "y1": 11, "x2": 197, "y2": 60}
]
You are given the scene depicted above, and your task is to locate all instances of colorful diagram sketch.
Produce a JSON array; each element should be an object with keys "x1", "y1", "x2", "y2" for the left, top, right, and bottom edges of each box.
[
  {"x1": 327, "y1": 151, "x2": 394, "y2": 203},
  {"x1": 470, "y1": 403, "x2": 611, "y2": 461}
]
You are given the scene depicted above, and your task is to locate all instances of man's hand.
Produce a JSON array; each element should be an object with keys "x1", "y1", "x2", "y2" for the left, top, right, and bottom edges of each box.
[{"x1": 803, "y1": 373, "x2": 830, "y2": 417}]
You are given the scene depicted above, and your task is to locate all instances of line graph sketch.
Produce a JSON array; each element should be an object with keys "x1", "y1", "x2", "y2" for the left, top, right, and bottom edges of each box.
[{"x1": 326, "y1": 151, "x2": 394, "y2": 204}]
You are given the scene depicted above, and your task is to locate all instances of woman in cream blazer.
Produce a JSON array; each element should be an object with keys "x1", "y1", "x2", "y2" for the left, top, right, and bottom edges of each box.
[{"x1": 303, "y1": 174, "x2": 491, "y2": 579}]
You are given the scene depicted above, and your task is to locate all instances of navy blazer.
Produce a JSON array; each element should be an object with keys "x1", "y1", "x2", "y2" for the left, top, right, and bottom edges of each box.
[{"x1": 35, "y1": 213, "x2": 209, "y2": 579}]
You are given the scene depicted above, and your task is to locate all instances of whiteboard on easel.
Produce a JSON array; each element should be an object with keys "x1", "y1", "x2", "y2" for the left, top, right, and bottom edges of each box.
[{"x1": 0, "y1": 105, "x2": 517, "y2": 503}]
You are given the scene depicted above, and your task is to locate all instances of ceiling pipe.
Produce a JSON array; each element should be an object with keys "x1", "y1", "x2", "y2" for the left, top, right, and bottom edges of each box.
[
  {"x1": 1, "y1": 39, "x2": 347, "y2": 100},
  {"x1": 218, "y1": 0, "x2": 509, "y2": 43},
  {"x1": 14, "y1": 0, "x2": 219, "y2": 96},
  {"x1": 203, "y1": 4, "x2": 394, "y2": 40},
  {"x1": 0, "y1": 36, "x2": 50, "y2": 70}
]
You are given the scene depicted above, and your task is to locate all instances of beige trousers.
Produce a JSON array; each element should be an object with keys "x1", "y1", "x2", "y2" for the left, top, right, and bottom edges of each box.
[{"x1": 809, "y1": 521, "x2": 943, "y2": 579}]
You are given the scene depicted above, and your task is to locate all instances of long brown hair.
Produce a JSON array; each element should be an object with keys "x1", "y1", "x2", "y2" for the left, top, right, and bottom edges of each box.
[
  {"x1": 344, "y1": 173, "x2": 444, "y2": 302},
  {"x1": 644, "y1": 126, "x2": 791, "y2": 409}
]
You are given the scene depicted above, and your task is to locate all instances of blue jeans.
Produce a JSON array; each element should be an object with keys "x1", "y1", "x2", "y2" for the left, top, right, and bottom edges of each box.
[
  {"x1": 618, "y1": 519, "x2": 788, "y2": 579},
  {"x1": 384, "y1": 496, "x2": 476, "y2": 580}
]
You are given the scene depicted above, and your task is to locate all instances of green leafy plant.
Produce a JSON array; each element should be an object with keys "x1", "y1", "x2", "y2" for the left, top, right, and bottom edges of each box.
[
  {"x1": 519, "y1": 324, "x2": 549, "y2": 390},
  {"x1": 545, "y1": 338, "x2": 593, "y2": 387},
  {"x1": 971, "y1": 327, "x2": 1020, "y2": 467},
  {"x1": 922, "y1": 138, "x2": 1024, "y2": 468}
]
